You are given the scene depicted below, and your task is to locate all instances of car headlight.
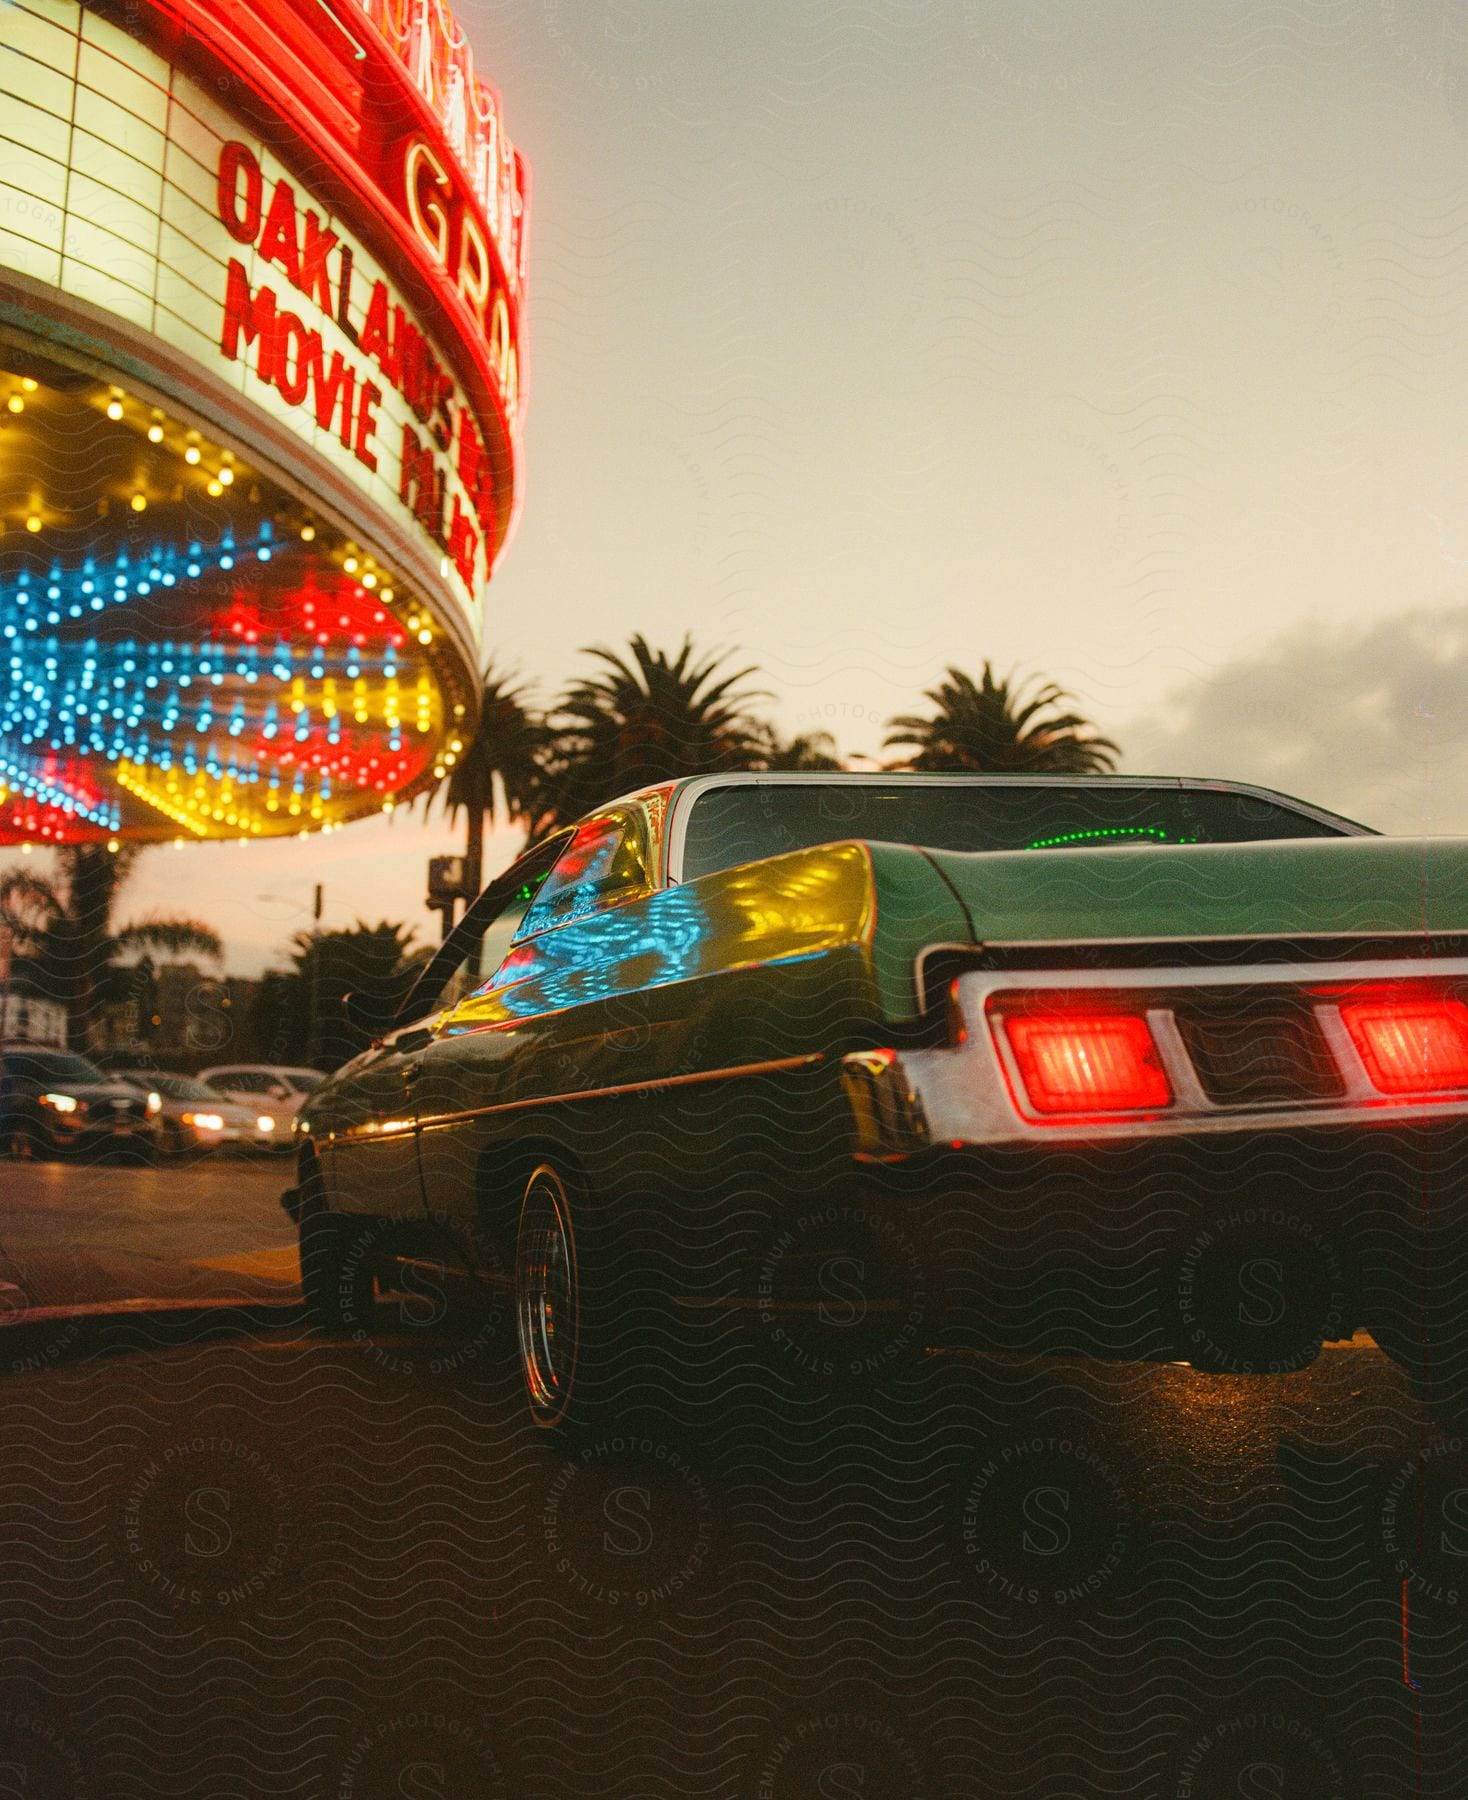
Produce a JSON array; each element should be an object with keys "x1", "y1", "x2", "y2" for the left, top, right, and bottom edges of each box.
[
  {"x1": 146, "y1": 1091, "x2": 163, "y2": 1115},
  {"x1": 256, "y1": 1115, "x2": 276, "y2": 1132},
  {"x1": 181, "y1": 1111, "x2": 224, "y2": 1132},
  {"x1": 39, "y1": 1092, "x2": 79, "y2": 1113}
]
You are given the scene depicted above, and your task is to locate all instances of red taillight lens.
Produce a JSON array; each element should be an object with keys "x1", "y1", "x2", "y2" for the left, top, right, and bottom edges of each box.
[
  {"x1": 1000, "y1": 1012, "x2": 1172, "y2": 1115},
  {"x1": 1339, "y1": 997, "x2": 1468, "y2": 1095}
]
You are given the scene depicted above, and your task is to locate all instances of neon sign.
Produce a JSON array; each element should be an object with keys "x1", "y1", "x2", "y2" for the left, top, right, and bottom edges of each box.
[
  {"x1": 352, "y1": 0, "x2": 529, "y2": 297},
  {"x1": 0, "y1": 0, "x2": 523, "y2": 844},
  {"x1": 213, "y1": 138, "x2": 498, "y2": 604}
]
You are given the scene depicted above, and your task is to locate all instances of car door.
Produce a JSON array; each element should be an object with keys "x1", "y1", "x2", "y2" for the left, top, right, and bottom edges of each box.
[
  {"x1": 316, "y1": 833, "x2": 571, "y2": 1227},
  {"x1": 319, "y1": 902, "x2": 502, "y2": 1219},
  {"x1": 413, "y1": 810, "x2": 654, "y2": 1264}
]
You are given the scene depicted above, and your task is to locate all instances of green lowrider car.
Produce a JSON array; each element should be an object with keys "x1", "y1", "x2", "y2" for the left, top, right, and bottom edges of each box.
[{"x1": 289, "y1": 772, "x2": 1468, "y2": 1431}]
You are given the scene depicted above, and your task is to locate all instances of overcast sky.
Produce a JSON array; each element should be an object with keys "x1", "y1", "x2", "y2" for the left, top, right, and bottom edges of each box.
[{"x1": 10, "y1": 0, "x2": 1468, "y2": 975}]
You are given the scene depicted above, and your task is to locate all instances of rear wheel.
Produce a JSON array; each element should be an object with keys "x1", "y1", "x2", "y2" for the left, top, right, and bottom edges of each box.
[
  {"x1": 516, "y1": 1166, "x2": 582, "y2": 1430},
  {"x1": 513, "y1": 1163, "x2": 679, "y2": 1435}
]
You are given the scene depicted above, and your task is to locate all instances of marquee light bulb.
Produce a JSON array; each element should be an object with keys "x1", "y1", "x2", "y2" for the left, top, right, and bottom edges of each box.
[
  {"x1": 207, "y1": 479, "x2": 223, "y2": 497},
  {"x1": 21, "y1": 379, "x2": 36, "y2": 392},
  {"x1": 184, "y1": 445, "x2": 201, "y2": 465},
  {"x1": 217, "y1": 466, "x2": 234, "y2": 486},
  {"x1": 130, "y1": 494, "x2": 147, "y2": 512},
  {"x1": 106, "y1": 399, "x2": 124, "y2": 421},
  {"x1": 300, "y1": 524, "x2": 316, "y2": 541},
  {"x1": 25, "y1": 515, "x2": 41, "y2": 533},
  {"x1": 147, "y1": 423, "x2": 164, "y2": 443},
  {"x1": 7, "y1": 395, "x2": 23, "y2": 414},
  {"x1": 343, "y1": 556, "x2": 358, "y2": 574}
]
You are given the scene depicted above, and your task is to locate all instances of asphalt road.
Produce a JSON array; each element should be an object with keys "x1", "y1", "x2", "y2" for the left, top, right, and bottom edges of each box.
[
  {"x1": 0, "y1": 1152, "x2": 299, "y2": 1315},
  {"x1": 1, "y1": 1158, "x2": 1466, "y2": 1797}
]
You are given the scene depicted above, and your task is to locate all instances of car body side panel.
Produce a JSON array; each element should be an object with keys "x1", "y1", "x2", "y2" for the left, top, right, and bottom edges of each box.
[{"x1": 408, "y1": 840, "x2": 969, "y2": 1269}]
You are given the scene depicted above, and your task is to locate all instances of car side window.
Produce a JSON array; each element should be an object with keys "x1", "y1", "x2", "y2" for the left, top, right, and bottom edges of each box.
[
  {"x1": 513, "y1": 811, "x2": 651, "y2": 941},
  {"x1": 415, "y1": 834, "x2": 575, "y2": 1017},
  {"x1": 437, "y1": 879, "x2": 547, "y2": 1012}
]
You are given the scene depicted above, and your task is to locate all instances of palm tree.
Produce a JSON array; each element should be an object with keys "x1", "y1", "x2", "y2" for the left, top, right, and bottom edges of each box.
[
  {"x1": 0, "y1": 845, "x2": 223, "y2": 1052},
  {"x1": 754, "y1": 727, "x2": 843, "y2": 771},
  {"x1": 286, "y1": 920, "x2": 427, "y2": 1065},
  {"x1": 423, "y1": 663, "x2": 545, "y2": 897},
  {"x1": 884, "y1": 664, "x2": 1120, "y2": 775},
  {"x1": 531, "y1": 635, "x2": 776, "y2": 830}
]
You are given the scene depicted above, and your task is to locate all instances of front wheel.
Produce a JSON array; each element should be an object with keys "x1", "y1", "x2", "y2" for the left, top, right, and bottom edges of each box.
[{"x1": 299, "y1": 1199, "x2": 378, "y2": 1333}]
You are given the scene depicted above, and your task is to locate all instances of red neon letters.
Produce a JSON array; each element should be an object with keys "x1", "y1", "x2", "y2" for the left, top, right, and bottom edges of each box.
[{"x1": 216, "y1": 141, "x2": 497, "y2": 588}]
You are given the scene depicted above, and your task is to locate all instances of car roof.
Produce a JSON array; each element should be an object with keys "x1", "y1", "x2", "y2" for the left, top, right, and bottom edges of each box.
[
  {"x1": 503, "y1": 772, "x2": 1365, "y2": 892},
  {"x1": 654, "y1": 772, "x2": 1368, "y2": 882}
]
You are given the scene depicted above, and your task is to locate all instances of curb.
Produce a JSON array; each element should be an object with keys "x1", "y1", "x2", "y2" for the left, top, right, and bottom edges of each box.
[{"x1": 0, "y1": 1295, "x2": 306, "y2": 1371}]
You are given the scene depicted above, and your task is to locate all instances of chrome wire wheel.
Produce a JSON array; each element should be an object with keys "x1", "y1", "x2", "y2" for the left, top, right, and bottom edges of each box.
[{"x1": 516, "y1": 1167, "x2": 579, "y2": 1428}]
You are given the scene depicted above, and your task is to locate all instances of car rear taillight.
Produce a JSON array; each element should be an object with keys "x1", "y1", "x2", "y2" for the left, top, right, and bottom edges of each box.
[
  {"x1": 1338, "y1": 997, "x2": 1468, "y2": 1095},
  {"x1": 999, "y1": 1012, "x2": 1172, "y2": 1115}
]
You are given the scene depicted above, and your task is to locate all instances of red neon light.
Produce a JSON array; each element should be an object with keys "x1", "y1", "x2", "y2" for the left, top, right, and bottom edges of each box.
[
  {"x1": 1339, "y1": 997, "x2": 1468, "y2": 1095},
  {"x1": 1000, "y1": 1012, "x2": 1173, "y2": 1115},
  {"x1": 134, "y1": 0, "x2": 525, "y2": 569}
]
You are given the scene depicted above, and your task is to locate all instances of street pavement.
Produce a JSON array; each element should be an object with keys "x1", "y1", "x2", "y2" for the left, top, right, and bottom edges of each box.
[
  {"x1": 0, "y1": 1152, "x2": 298, "y2": 1315},
  {"x1": 0, "y1": 1157, "x2": 1466, "y2": 1796}
]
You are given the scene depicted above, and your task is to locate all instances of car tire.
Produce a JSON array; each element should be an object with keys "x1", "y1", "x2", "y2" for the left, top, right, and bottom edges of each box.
[
  {"x1": 513, "y1": 1163, "x2": 675, "y2": 1436},
  {"x1": 299, "y1": 1197, "x2": 379, "y2": 1334}
]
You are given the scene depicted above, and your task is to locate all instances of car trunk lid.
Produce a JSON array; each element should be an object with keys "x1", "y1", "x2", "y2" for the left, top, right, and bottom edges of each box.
[{"x1": 918, "y1": 834, "x2": 1468, "y2": 949}]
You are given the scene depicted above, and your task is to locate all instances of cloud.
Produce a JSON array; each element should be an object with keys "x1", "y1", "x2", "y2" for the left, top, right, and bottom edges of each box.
[{"x1": 1121, "y1": 603, "x2": 1468, "y2": 837}]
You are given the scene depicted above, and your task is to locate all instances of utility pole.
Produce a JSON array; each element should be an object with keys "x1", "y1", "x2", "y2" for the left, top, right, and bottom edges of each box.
[
  {"x1": 310, "y1": 884, "x2": 323, "y2": 1064},
  {"x1": 427, "y1": 856, "x2": 469, "y2": 942}
]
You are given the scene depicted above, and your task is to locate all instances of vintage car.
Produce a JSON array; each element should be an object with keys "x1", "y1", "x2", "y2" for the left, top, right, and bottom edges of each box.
[{"x1": 288, "y1": 772, "x2": 1468, "y2": 1432}]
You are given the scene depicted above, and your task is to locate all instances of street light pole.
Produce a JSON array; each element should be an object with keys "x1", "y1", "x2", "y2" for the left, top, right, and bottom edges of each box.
[{"x1": 310, "y1": 884, "x2": 323, "y2": 1063}]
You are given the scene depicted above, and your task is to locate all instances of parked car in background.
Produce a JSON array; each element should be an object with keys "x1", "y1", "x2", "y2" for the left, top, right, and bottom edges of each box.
[
  {"x1": 287, "y1": 772, "x2": 1468, "y2": 1435},
  {"x1": 1, "y1": 1043, "x2": 159, "y2": 1159},
  {"x1": 198, "y1": 1065, "x2": 323, "y2": 1144},
  {"x1": 121, "y1": 1072, "x2": 280, "y2": 1156}
]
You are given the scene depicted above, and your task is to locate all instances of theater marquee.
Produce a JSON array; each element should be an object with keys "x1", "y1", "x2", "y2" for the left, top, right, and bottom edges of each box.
[{"x1": 0, "y1": 0, "x2": 528, "y2": 842}]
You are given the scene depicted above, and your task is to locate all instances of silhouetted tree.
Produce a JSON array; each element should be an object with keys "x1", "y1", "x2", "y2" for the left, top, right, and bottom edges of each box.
[
  {"x1": 884, "y1": 664, "x2": 1119, "y2": 775},
  {"x1": 423, "y1": 662, "x2": 545, "y2": 898},
  {"x1": 0, "y1": 845, "x2": 222, "y2": 1052},
  {"x1": 285, "y1": 920, "x2": 428, "y2": 1066},
  {"x1": 530, "y1": 636, "x2": 774, "y2": 829}
]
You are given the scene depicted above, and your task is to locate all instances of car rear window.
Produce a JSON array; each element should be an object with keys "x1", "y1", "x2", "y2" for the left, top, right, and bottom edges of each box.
[
  {"x1": 678, "y1": 781, "x2": 1361, "y2": 882},
  {"x1": 154, "y1": 1075, "x2": 221, "y2": 1101},
  {"x1": 1, "y1": 1050, "x2": 108, "y2": 1086},
  {"x1": 208, "y1": 1071, "x2": 269, "y2": 1092}
]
